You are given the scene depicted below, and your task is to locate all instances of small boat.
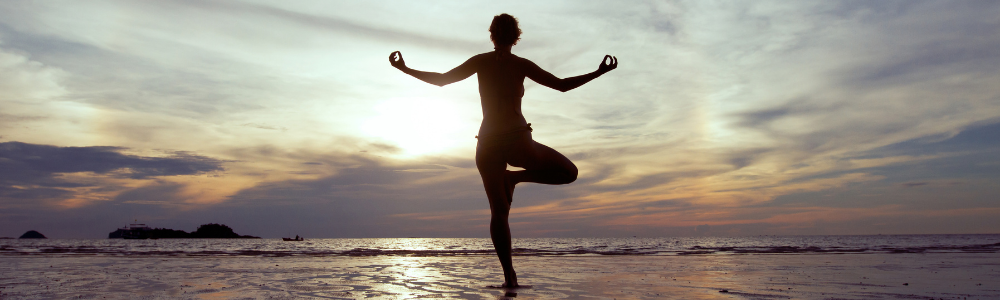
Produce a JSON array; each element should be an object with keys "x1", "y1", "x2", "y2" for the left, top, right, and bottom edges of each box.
[{"x1": 282, "y1": 235, "x2": 304, "y2": 241}]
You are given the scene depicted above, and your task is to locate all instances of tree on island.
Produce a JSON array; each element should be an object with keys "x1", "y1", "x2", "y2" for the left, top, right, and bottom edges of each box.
[
  {"x1": 190, "y1": 223, "x2": 259, "y2": 238},
  {"x1": 107, "y1": 223, "x2": 259, "y2": 239}
]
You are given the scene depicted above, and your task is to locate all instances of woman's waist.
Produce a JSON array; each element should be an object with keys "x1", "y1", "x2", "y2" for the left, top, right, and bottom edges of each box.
[
  {"x1": 479, "y1": 93, "x2": 524, "y2": 103},
  {"x1": 477, "y1": 119, "x2": 530, "y2": 137},
  {"x1": 476, "y1": 123, "x2": 532, "y2": 140}
]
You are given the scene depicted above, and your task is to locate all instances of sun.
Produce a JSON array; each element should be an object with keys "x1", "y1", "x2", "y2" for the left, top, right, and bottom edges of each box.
[{"x1": 362, "y1": 97, "x2": 473, "y2": 157}]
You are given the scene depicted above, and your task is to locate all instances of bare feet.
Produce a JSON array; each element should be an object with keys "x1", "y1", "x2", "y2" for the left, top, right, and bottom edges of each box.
[{"x1": 487, "y1": 282, "x2": 530, "y2": 289}]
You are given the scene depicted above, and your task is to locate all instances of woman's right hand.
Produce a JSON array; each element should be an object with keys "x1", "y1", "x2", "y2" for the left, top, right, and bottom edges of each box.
[
  {"x1": 598, "y1": 55, "x2": 617, "y2": 74},
  {"x1": 389, "y1": 51, "x2": 406, "y2": 69}
]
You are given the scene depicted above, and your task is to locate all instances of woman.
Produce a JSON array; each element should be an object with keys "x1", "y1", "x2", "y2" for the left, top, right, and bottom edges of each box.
[{"x1": 389, "y1": 13, "x2": 617, "y2": 287}]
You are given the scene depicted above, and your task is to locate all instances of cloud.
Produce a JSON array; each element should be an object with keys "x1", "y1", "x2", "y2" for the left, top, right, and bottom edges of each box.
[
  {"x1": 0, "y1": 141, "x2": 225, "y2": 209},
  {"x1": 165, "y1": 0, "x2": 482, "y2": 52},
  {"x1": 2, "y1": 1, "x2": 1000, "y2": 237},
  {"x1": 0, "y1": 43, "x2": 66, "y2": 101},
  {"x1": 0, "y1": 141, "x2": 224, "y2": 180}
]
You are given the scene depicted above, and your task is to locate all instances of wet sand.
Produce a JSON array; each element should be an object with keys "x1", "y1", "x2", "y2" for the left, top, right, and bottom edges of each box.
[{"x1": 1, "y1": 253, "x2": 997, "y2": 299}]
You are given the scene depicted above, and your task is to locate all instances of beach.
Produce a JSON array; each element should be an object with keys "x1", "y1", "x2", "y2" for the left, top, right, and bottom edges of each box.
[{"x1": 2, "y1": 252, "x2": 997, "y2": 299}]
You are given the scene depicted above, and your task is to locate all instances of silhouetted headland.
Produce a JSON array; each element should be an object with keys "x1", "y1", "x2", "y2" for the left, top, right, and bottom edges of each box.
[
  {"x1": 109, "y1": 223, "x2": 260, "y2": 239},
  {"x1": 19, "y1": 230, "x2": 47, "y2": 239}
]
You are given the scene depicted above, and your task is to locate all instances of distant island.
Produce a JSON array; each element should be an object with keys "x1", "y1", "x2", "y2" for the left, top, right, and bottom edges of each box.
[
  {"x1": 19, "y1": 230, "x2": 47, "y2": 239},
  {"x1": 109, "y1": 223, "x2": 260, "y2": 239}
]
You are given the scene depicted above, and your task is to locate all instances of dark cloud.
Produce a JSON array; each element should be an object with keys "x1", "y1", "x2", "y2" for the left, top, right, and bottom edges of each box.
[
  {"x1": 867, "y1": 120, "x2": 1000, "y2": 157},
  {"x1": 0, "y1": 185, "x2": 72, "y2": 204},
  {"x1": 0, "y1": 141, "x2": 225, "y2": 205},
  {"x1": 734, "y1": 99, "x2": 851, "y2": 133},
  {"x1": 725, "y1": 148, "x2": 772, "y2": 170},
  {"x1": 0, "y1": 141, "x2": 224, "y2": 181},
  {"x1": 851, "y1": 39, "x2": 1000, "y2": 87},
  {"x1": 774, "y1": 119, "x2": 1000, "y2": 192}
]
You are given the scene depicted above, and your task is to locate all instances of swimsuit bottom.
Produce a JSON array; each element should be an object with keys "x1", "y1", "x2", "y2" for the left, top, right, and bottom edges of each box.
[{"x1": 476, "y1": 123, "x2": 532, "y2": 151}]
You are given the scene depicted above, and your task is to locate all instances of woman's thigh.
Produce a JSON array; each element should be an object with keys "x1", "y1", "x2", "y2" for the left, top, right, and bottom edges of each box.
[
  {"x1": 476, "y1": 143, "x2": 511, "y2": 211},
  {"x1": 509, "y1": 138, "x2": 578, "y2": 179}
]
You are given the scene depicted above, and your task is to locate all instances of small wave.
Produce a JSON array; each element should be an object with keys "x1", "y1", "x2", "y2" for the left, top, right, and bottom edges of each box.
[
  {"x1": 3, "y1": 236, "x2": 999, "y2": 257},
  {"x1": 676, "y1": 243, "x2": 1000, "y2": 255}
]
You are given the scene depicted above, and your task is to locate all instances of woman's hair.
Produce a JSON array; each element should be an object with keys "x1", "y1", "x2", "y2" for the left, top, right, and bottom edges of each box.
[{"x1": 489, "y1": 13, "x2": 521, "y2": 46}]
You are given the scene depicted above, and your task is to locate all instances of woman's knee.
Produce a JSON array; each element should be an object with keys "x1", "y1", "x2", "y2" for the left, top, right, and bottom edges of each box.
[
  {"x1": 558, "y1": 160, "x2": 578, "y2": 183},
  {"x1": 564, "y1": 164, "x2": 578, "y2": 184}
]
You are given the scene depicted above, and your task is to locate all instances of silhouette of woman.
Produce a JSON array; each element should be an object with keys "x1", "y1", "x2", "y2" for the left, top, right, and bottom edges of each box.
[{"x1": 389, "y1": 13, "x2": 616, "y2": 287}]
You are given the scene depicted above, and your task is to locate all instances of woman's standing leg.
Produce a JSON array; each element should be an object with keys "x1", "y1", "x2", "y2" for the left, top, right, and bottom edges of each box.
[{"x1": 476, "y1": 144, "x2": 518, "y2": 287}]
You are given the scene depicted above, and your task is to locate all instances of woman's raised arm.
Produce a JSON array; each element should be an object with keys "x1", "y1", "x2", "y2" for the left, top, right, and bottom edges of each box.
[
  {"x1": 389, "y1": 51, "x2": 477, "y2": 87},
  {"x1": 525, "y1": 55, "x2": 617, "y2": 92}
]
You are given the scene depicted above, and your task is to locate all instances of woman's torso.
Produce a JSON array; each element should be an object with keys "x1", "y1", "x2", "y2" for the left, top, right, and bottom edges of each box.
[{"x1": 476, "y1": 51, "x2": 528, "y2": 136}]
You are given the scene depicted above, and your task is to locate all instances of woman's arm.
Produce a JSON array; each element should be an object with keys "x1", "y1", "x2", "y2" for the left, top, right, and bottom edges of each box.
[
  {"x1": 525, "y1": 55, "x2": 617, "y2": 92},
  {"x1": 389, "y1": 51, "x2": 477, "y2": 87}
]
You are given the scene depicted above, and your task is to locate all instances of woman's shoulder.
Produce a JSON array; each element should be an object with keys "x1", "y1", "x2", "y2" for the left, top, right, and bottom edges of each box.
[
  {"x1": 515, "y1": 55, "x2": 535, "y2": 65},
  {"x1": 472, "y1": 52, "x2": 495, "y2": 60},
  {"x1": 463, "y1": 52, "x2": 493, "y2": 66}
]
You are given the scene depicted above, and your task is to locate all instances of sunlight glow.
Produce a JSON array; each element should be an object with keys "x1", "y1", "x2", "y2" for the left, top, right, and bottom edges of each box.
[{"x1": 362, "y1": 97, "x2": 469, "y2": 157}]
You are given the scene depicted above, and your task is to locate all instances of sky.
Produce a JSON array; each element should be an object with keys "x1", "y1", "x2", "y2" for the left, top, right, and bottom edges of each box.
[{"x1": 1, "y1": 0, "x2": 999, "y2": 238}]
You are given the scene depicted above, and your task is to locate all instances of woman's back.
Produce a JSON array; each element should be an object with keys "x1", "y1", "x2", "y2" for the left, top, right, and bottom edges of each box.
[{"x1": 475, "y1": 52, "x2": 529, "y2": 135}]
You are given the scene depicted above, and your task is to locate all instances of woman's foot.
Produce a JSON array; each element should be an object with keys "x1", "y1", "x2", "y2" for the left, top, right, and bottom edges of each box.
[
  {"x1": 503, "y1": 170, "x2": 517, "y2": 204},
  {"x1": 488, "y1": 282, "x2": 528, "y2": 289}
]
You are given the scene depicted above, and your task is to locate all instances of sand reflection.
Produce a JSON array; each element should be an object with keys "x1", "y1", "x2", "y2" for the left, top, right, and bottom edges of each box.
[{"x1": 1, "y1": 253, "x2": 996, "y2": 299}]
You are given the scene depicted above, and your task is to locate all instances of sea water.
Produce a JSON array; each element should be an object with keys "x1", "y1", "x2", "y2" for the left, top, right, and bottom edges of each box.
[{"x1": 3, "y1": 234, "x2": 998, "y2": 257}]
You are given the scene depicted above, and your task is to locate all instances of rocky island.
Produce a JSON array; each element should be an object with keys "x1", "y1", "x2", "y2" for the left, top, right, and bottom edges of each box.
[
  {"x1": 109, "y1": 223, "x2": 259, "y2": 239},
  {"x1": 19, "y1": 230, "x2": 47, "y2": 239}
]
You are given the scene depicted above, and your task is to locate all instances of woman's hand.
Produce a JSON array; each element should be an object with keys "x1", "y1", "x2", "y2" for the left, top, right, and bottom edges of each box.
[
  {"x1": 597, "y1": 55, "x2": 617, "y2": 74},
  {"x1": 389, "y1": 51, "x2": 406, "y2": 70}
]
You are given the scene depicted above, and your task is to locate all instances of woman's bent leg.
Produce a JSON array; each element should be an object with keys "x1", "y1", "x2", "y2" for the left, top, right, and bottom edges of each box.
[
  {"x1": 476, "y1": 145, "x2": 518, "y2": 287},
  {"x1": 508, "y1": 140, "x2": 578, "y2": 186}
]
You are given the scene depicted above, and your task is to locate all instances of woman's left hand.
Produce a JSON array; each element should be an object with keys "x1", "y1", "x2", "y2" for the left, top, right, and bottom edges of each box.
[{"x1": 598, "y1": 55, "x2": 617, "y2": 74}]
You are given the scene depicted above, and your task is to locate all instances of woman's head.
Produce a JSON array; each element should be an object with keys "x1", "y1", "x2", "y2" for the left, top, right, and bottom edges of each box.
[{"x1": 489, "y1": 13, "x2": 521, "y2": 46}]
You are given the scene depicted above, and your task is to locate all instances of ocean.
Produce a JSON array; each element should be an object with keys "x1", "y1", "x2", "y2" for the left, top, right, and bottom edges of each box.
[
  {"x1": 3, "y1": 234, "x2": 999, "y2": 257},
  {"x1": 4, "y1": 235, "x2": 998, "y2": 299}
]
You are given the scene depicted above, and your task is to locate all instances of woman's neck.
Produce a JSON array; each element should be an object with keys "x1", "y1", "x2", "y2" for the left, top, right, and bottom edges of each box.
[{"x1": 495, "y1": 44, "x2": 513, "y2": 54}]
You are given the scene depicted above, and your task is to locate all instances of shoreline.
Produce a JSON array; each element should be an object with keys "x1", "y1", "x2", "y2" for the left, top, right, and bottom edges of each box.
[{"x1": 2, "y1": 252, "x2": 997, "y2": 299}]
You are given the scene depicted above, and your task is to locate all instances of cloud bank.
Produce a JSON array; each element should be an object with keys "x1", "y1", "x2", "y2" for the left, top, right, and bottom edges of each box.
[{"x1": 1, "y1": 0, "x2": 998, "y2": 238}]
